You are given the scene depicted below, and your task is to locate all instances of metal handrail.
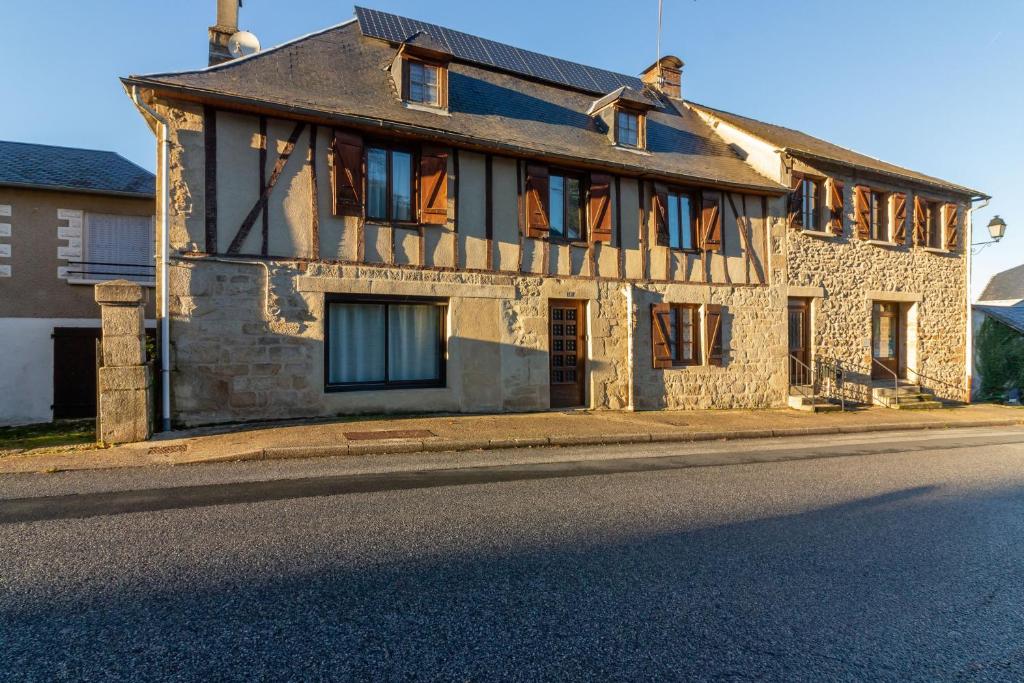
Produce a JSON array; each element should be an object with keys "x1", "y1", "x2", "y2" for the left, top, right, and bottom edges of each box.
[
  {"x1": 904, "y1": 367, "x2": 965, "y2": 401},
  {"x1": 814, "y1": 356, "x2": 847, "y2": 411},
  {"x1": 870, "y1": 357, "x2": 900, "y2": 408},
  {"x1": 789, "y1": 352, "x2": 817, "y2": 410}
]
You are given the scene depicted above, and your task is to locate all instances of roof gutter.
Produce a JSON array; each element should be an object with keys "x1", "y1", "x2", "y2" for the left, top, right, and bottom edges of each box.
[
  {"x1": 130, "y1": 85, "x2": 172, "y2": 432},
  {"x1": 122, "y1": 77, "x2": 790, "y2": 197}
]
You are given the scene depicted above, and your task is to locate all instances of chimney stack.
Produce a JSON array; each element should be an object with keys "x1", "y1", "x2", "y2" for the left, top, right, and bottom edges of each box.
[
  {"x1": 641, "y1": 55, "x2": 684, "y2": 100},
  {"x1": 208, "y1": 0, "x2": 241, "y2": 66}
]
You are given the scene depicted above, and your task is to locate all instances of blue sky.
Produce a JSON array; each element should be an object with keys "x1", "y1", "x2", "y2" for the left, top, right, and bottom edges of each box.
[{"x1": 2, "y1": 0, "x2": 1020, "y2": 295}]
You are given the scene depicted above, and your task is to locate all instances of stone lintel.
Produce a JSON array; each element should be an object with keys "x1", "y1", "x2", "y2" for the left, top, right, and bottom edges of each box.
[
  {"x1": 787, "y1": 285, "x2": 826, "y2": 298},
  {"x1": 297, "y1": 276, "x2": 515, "y2": 300},
  {"x1": 96, "y1": 279, "x2": 149, "y2": 306},
  {"x1": 866, "y1": 290, "x2": 922, "y2": 303}
]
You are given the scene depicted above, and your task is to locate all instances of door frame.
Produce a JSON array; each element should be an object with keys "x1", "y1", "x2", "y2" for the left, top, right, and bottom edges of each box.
[
  {"x1": 871, "y1": 301, "x2": 903, "y2": 380},
  {"x1": 787, "y1": 297, "x2": 811, "y2": 385},
  {"x1": 548, "y1": 299, "x2": 586, "y2": 409}
]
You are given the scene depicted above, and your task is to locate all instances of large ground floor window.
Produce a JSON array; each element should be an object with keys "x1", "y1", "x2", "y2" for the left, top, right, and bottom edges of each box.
[{"x1": 326, "y1": 297, "x2": 447, "y2": 391}]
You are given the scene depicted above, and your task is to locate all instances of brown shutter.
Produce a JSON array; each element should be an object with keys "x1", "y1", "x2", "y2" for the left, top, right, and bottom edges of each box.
[
  {"x1": 651, "y1": 303, "x2": 674, "y2": 369},
  {"x1": 913, "y1": 195, "x2": 927, "y2": 245},
  {"x1": 788, "y1": 178, "x2": 803, "y2": 229},
  {"x1": 525, "y1": 165, "x2": 550, "y2": 237},
  {"x1": 828, "y1": 179, "x2": 844, "y2": 235},
  {"x1": 854, "y1": 185, "x2": 871, "y2": 240},
  {"x1": 418, "y1": 147, "x2": 449, "y2": 225},
  {"x1": 654, "y1": 185, "x2": 670, "y2": 247},
  {"x1": 892, "y1": 192, "x2": 907, "y2": 245},
  {"x1": 331, "y1": 130, "x2": 363, "y2": 216},
  {"x1": 700, "y1": 191, "x2": 722, "y2": 252},
  {"x1": 588, "y1": 173, "x2": 613, "y2": 243},
  {"x1": 945, "y1": 203, "x2": 960, "y2": 250},
  {"x1": 705, "y1": 304, "x2": 724, "y2": 366}
]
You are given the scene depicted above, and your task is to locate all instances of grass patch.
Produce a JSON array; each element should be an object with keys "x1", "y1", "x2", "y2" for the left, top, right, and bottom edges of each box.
[{"x1": 0, "y1": 420, "x2": 96, "y2": 452}]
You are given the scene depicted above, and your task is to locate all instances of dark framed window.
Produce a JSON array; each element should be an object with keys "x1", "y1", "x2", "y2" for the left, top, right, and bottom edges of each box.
[
  {"x1": 667, "y1": 304, "x2": 701, "y2": 365},
  {"x1": 325, "y1": 296, "x2": 447, "y2": 392},
  {"x1": 616, "y1": 109, "x2": 640, "y2": 147},
  {"x1": 926, "y1": 200, "x2": 943, "y2": 248},
  {"x1": 800, "y1": 179, "x2": 821, "y2": 230},
  {"x1": 667, "y1": 190, "x2": 697, "y2": 250},
  {"x1": 405, "y1": 60, "x2": 440, "y2": 105},
  {"x1": 549, "y1": 171, "x2": 584, "y2": 240},
  {"x1": 869, "y1": 190, "x2": 889, "y2": 241},
  {"x1": 366, "y1": 144, "x2": 415, "y2": 223}
]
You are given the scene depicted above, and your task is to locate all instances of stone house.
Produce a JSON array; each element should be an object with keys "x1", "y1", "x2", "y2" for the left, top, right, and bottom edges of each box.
[
  {"x1": 121, "y1": 4, "x2": 985, "y2": 428},
  {"x1": 0, "y1": 141, "x2": 155, "y2": 426}
]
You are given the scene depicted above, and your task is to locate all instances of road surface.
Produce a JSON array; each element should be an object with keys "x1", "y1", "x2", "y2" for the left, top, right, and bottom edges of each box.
[{"x1": 3, "y1": 426, "x2": 1024, "y2": 681}]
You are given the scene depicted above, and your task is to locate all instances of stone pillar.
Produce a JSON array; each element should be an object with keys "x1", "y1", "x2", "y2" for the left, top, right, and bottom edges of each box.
[{"x1": 95, "y1": 280, "x2": 153, "y2": 444}]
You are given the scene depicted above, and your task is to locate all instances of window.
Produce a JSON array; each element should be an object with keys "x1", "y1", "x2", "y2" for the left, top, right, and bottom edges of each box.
[
  {"x1": 800, "y1": 179, "x2": 820, "y2": 230},
  {"x1": 869, "y1": 190, "x2": 889, "y2": 241},
  {"x1": 406, "y1": 60, "x2": 439, "y2": 105},
  {"x1": 78, "y1": 213, "x2": 154, "y2": 284},
  {"x1": 666, "y1": 190, "x2": 696, "y2": 250},
  {"x1": 366, "y1": 145, "x2": 414, "y2": 223},
  {"x1": 926, "y1": 201, "x2": 943, "y2": 248},
  {"x1": 326, "y1": 297, "x2": 447, "y2": 391},
  {"x1": 549, "y1": 172, "x2": 584, "y2": 240},
  {"x1": 616, "y1": 109, "x2": 640, "y2": 147},
  {"x1": 666, "y1": 304, "x2": 700, "y2": 365}
]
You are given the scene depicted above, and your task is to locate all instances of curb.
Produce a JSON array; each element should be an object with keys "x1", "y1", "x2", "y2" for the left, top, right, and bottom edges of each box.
[{"x1": 179, "y1": 418, "x2": 1024, "y2": 466}]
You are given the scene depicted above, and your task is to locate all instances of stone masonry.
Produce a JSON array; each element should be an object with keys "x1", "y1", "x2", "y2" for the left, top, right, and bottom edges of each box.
[{"x1": 96, "y1": 280, "x2": 153, "y2": 443}]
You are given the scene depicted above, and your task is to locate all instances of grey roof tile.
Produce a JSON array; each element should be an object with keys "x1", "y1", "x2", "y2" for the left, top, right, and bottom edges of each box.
[
  {"x1": 974, "y1": 304, "x2": 1024, "y2": 334},
  {"x1": 979, "y1": 264, "x2": 1024, "y2": 302},
  {"x1": 0, "y1": 140, "x2": 155, "y2": 196}
]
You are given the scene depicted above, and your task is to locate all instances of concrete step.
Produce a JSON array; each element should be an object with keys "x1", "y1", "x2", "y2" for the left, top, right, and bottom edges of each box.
[{"x1": 787, "y1": 394, "x2": 844, "y2": 413}]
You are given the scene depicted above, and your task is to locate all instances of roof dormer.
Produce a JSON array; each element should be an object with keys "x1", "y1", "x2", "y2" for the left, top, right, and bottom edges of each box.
[
  {"x1": 587, "y1": 86, "x2": 657, "y2": 151},
  {"x1": 390, "y1": 31, "x2": 452, "y2": 112}
]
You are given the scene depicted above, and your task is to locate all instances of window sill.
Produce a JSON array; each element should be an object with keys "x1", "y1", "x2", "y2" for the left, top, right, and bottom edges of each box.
[
  {"x1": 800, "y1": 229, "x2": 834, "y2": 239},
  {"x1": 401, "y1": 101, "x2": 450, "y2": 116},
  {"x1": 325, "y1": 381, "x2": 446, "y2": 393},
  {"x1": 919, "y1": 246, "x2": 950, "y2": 254},
  {"x1": 865, "y1": 239, "x2": 900, "y2": 248},
  {"x1": 612, "y1": 144, "x2": 650, "y2": 156},
  {"x1": 547, "y1": 238, "x2": 590, "y2": 248}
]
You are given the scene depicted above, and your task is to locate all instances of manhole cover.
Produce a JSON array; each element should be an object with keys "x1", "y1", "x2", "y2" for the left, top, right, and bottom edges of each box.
[{"x1": 344, "y1": 429, "x2": 435, "y2": 441}]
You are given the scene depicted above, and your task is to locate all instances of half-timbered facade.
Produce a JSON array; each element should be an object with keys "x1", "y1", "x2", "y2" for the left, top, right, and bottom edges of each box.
[{"x1": 123, "y1": 6, "x2": 984, "y2": 426}]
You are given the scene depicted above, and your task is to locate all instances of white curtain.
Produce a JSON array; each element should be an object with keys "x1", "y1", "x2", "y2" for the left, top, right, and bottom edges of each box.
[
  {"x1": 328, "y1": 303, "x2": 386, "y2": 384},
  {"x1": 388, "y1": 305, "x2": 439, "y2": 382}
]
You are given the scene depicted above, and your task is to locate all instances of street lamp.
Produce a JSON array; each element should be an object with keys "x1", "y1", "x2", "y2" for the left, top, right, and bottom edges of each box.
[{"x1": 972, "y1": 215, "x2": 1009, "y2": 253}]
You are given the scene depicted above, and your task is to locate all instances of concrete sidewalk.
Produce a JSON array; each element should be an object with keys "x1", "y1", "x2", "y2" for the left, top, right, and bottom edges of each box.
[{"x1": 1, "y1": 404, "x2": 1021, "y2": 475}]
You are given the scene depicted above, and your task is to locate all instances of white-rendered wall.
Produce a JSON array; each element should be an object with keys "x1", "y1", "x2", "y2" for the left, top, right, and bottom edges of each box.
[{"x1": 0, "y1": 317, "x2": 155, "y2": 426}]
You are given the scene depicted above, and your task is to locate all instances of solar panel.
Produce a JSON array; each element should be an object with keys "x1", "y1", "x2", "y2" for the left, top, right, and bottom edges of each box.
[{"x1": 355, "y1": 7, "x2": 645, "y2": 95}]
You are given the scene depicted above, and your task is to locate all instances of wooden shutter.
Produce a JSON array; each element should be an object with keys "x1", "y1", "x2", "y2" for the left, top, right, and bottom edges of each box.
[
  {"x1": 854, "y1": 185, "x2": 871, "y2": 240},
  {"x1": 892, "y1": 193, "x2": 907, "y2": 245},
  {"x1": 945, "y1": 203, "x2": 960, "y2": 250},
  {"x1": 588, "y1": 173, "x2": 613, "y2": 243},
  {"x1": 653, "y1": 185, "x2": 670, "y2": 247},
  {"x1": 419, "y1": 147, "x2": 449, "y2": 225},
  {"x1": 913, "y1": 195, "x2": 927, "y2": 245},
  {"x1": 651, "y1": 303, "x2": 674, "y2": 369},
  {"x1": 331, "y1": 130, "x2": 363, "y2": 216},
  {"x1": 705, "y1": 304, "x2": 724, "y2": 366},
  {"x1": 525, "y1": 165, "x2": 550, "y2": 238},
  {"x1": 828, "y1": 179, "x2": 844, "y2": 235},
  {"x1": 788, "y1": 178, "x2": 803, "y2": 229},
  {"x1": 700, "y1": 192, "x2": 722, "y2": 252}
]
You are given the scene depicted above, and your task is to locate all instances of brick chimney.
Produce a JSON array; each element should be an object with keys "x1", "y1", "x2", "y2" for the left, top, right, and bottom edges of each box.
[
  {"x1": 641, "y1": 55, "x2": 684, "y2": 100},
  {"x1": 208, "y1": 0, "x2": 240, "y2": 66}
]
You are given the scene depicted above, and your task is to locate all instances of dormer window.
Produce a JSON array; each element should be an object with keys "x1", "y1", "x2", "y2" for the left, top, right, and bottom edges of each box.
[
  {"x1": 406, "y1": 60, "x2": 440, "y2": 105},
  {"x1": 616, "y1": 109, "x2": 641, "y2": 148}
]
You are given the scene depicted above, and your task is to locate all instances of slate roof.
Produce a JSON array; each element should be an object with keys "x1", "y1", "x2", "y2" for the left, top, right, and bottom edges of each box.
[
  {"x1": 0, "y1": 140, "x2": 155, "y2": 197},
  {"x1": 123, "y1": 18, "x2": 785, "y2": 194},
  {"x1": 975, "y1": 304, "x2": 1024, "y2": 335},
  {"x1": 979, "y1": 264, "x2": 1024, "y2": 303},
  {"x1": 690, "y1": 103, "x2": 986, "y2": 198}
]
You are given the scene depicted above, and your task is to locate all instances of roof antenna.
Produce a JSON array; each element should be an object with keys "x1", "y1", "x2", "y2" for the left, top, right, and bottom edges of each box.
[{"x1": 656, "y1": 0, "x2": 664, "y2": 89}]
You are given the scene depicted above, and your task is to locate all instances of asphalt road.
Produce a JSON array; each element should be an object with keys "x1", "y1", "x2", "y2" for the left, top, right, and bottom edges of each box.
[{"x1": 3, "y1": 427, "x2": 1024, "y2": 681}]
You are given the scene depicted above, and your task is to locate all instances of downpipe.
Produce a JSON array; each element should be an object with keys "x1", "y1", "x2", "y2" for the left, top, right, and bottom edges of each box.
[
  {"x1": 966, "y1": 196, "x2": 990, "y2": 402},
  {"x1": 131, "y1": 86, "x2": 172, "y2": 431}
]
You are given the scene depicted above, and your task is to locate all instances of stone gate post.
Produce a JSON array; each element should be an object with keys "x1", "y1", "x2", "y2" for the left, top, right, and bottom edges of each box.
[{"x1": 95, "y1": 280, "x2": 153, "y2": 443}]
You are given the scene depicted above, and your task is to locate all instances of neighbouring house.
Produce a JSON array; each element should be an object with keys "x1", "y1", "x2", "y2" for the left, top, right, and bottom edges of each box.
[
  {"x1": 121, "y1": 3, "x2": 986, "y2": 428},
  {"x1": 0, "y1": 141, "x2": 155, "y2": 426},
  {"x1": 973, "y1": 265, "x2": 1024, "y2": 399}
]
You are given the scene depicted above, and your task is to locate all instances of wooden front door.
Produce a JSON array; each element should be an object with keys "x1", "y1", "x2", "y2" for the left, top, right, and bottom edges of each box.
[
  {"x1": 871, "y1": 302, "x2": 902, "y2": 380},
  {"x1": 787, "y1": 298, "x2": 811, "y2": 385},
  {"x1": 549, "y1": 300, "x2": 585, "y2": 408}
]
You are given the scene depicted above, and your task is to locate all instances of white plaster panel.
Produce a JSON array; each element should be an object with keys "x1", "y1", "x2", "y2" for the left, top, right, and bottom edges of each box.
[
  {"x1": 0, "y1": 265, "x2": 10, "y2": 278},
  {"x1": 57, "y1": 208, "x2": 82, "y2": 220},
  {"x1": 0, "y1": 223, "x2": 10, "y2": 237},
  {"x1": 57, "y1": 245, "x2": 81, "y2": 259},
  {"x1": 0, "y1": 244, "x2": 9, "y2": 258},
  {"x1": 58, "y1": 225, "x2": 82, "y2": 240},
  {"x1": 0, "y1": 205, "x2": 10, "y2": 217}
]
